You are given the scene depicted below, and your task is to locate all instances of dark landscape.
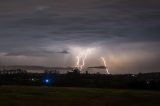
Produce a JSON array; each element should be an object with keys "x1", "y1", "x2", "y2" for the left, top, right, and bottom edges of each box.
[
  {"x1": 0, "y1": 68, "x2": 160, "y2": 106},
  {"x1": 0, "y1": 86, "x2": 160, "y2": 106}
]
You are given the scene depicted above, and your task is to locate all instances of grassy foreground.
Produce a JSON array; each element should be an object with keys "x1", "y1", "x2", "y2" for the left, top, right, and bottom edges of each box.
[{"x1": 0, "y1": 86, "x2": 160, "y2": 106}]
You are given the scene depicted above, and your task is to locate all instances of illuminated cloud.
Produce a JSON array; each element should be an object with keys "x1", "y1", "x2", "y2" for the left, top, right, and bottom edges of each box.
[{"x1": 0, "y1": 0, "x2": 160, "y2": 73}]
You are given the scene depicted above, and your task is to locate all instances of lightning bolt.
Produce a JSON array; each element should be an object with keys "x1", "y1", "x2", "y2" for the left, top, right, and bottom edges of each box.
[
  {"x1": 75, "y1": 48, "x2": 93, "y2": 72},
  {"x1": 100, "y1": 57, "x2": 110, "y2": 74},
  {"x1": 80, "y1": 48, "x2": 92, "y2": 70},
  {"x1": 76, "y1": 56, "x2": 80, "y2": 68}
]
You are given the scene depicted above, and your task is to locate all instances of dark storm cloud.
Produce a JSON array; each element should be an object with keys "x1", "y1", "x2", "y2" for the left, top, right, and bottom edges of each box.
[
  {"x1": 3, "y1": 50, "x2": 51, "y2": 57},
  {"x1": 0, "y1": 0, "x2": 159, "y2": 43},
  {"x1": 56, "y1": 50, "x2": 70, "y2": 54},
  {"x1": 1, "y1": 48, "x2": 70, "y2": 57},
  {"x1": 0, "y1": 0, "x2": 160, "y2": 73}
]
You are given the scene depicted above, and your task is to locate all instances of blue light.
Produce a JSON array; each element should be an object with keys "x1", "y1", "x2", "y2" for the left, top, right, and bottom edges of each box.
[
  {"x1": 42, "y1": 74, "x2": 55, "y2": 86},
  {"x1": 45, "y1": 79, "x2": 49, "y2": 83}
]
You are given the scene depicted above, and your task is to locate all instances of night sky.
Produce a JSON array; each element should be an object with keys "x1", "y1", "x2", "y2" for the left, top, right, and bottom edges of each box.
[{"x1": 0, "y1": 0, "x2": 160, "y2": 74}]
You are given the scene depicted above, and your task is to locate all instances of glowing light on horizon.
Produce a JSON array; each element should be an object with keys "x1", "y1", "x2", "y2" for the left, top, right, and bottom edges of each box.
[{"x1": 100, "y1": 57, "x2": 110, "y2": 74}]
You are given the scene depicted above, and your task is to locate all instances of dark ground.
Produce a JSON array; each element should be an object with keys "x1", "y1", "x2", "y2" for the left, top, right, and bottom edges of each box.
[{"x1": 0, "y1": 86, "x2": 160, "y2": 106}]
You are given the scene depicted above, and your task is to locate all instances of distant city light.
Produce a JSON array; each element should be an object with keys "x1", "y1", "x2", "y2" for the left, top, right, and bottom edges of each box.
[
  {"x1": 42, "y1": 74, "x2": 55, "y2": 86},
  {"x1": 45, "y1": 79, "x2": 49, "y2": 83}
]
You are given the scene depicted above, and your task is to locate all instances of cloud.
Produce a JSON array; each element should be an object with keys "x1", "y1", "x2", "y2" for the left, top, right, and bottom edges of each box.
[
  {"x1": 0, "y1": 0, "x2": 160, "y2": 73},
  {"x1": 56, "y1": 50, "x2": 70, "y2": 54}
]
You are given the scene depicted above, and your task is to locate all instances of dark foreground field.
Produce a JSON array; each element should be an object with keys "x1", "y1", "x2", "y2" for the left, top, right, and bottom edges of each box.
[{"x1": 0, "y1": 86, "x2": 160, "y2": 106}]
